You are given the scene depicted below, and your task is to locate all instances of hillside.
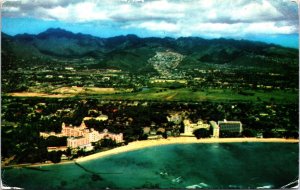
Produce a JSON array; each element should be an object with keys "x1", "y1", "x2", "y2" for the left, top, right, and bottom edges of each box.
[{"x1": 1, "y1": 28, "x2": 298, "y2": 73}]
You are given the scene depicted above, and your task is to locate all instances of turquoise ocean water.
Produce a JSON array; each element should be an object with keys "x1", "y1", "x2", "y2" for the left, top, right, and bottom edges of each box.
[{"x1": 2, "y1": 143, "x2": 299, "y2": 189}]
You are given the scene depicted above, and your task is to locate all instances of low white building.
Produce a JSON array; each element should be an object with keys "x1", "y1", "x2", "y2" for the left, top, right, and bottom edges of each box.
[
  {"x1": 67, "y1": 136, "x2": 90, "y2": 148},
  {"x1": 182, "y1": 119, "x2": 210, "y2": 136},
  {"x1": 95, "y1": 115, "x2": 109, "y2": 121},
  {"x1": 83, "y1": 115, "x2": 108, "y2": 122},
  {"x1": 209, "y1": 121, "x2": 219, "y2": 138},
  {"x1": 167, "y1": 113, "x2": 183, "y2": 125}
]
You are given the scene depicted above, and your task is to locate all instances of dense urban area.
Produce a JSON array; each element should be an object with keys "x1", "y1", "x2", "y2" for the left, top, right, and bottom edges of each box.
[{"x1": 2, "y1": 65, "x2": 298, "y2": 164}]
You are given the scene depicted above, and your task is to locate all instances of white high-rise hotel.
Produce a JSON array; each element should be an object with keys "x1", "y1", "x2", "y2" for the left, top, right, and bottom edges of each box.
[{"x1": 218, "y1": 120, "x2": 243, "y2": 134}]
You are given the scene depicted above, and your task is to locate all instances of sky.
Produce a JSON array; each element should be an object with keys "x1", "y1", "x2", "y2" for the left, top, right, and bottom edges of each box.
[{"x1": 1, "y1": 0, "x2": 299, "y2": 48}]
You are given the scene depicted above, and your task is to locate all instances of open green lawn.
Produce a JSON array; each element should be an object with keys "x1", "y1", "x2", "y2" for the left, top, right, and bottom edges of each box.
[
  {"x1": 81, "y1": 88, "x2": 298, "y2": 103},
  {"x1": 6, "y1": 87, "x2": 298, "y2": 103}
]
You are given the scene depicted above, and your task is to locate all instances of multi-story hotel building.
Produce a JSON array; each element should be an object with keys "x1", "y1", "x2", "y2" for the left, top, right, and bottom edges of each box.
[
  {"x1": 98, "y1": 129, "x2": 123, "y2": 143},
  {"x1": 182, "y1": 119, "x2": 210, "y2": 136},
  {"x1": 61, "y1": 122, "x2": 86, "y2": 137},
  {"x1": 67, "y1": 136, "x2": 90, "y2": 148},
  {"x1": 40, "y1": 118, "x2": 123, "y2": 149},
  {"x1": 218, "y1": 120, "x2": 243, "y2": 134}
]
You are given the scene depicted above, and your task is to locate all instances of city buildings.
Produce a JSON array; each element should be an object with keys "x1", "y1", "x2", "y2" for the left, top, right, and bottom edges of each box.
[
  {"x1": 67, "y1": 136, "x2": 90, "y2": 149},
  {"x1": 83, "y1": 115, "x2": 108, "y2": 121},
  {"x1": 182, "y1": 119, "x2": 210, "y2": 136},
  {"x1": 180, "y1": 118, "x2": 242, "y2": 138},
  {"x1": 40, "y1": 118, "x2": 123, "y2": 150},
  {"x1": 47, "y1": 146, "x2": 67, "y2": 152},
  {"x1": 62, "y1": 122, "x2": 86, "y2": 137},
  {"x1": 218, "y1": 120, "x2": 243, "y2": 134},
  {"x1": 167, "y1": 112, "x2": 183, "y2": 124},
  {"x1": 209, "y1": 121, "x2": 219, "y2": 138}
]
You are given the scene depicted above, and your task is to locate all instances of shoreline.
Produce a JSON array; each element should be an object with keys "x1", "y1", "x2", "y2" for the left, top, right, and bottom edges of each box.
[
  {"x1": 76, "y1": 137, "x2": 299, "y2": 163},
  {"x1": 4, "y1": 137, "x2": 298, "y2": 168}
]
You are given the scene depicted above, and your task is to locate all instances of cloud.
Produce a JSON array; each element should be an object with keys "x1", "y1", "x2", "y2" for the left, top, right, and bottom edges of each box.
[
  {"x1": 2, "y1": 6, "x2": 20, "y2": 12},
  {"x1": 229, "y1": 0, "x2": 283, "y2": 22},
  {"x1": 136, "y1": 21, "x2": 178, "y2": 32},
  {"x1": 24, "y1": 2, "x2": 110, "y2": 22},
  {"x1": 244, "y1": 22, "x2": 297, "y2": 34},
  {"x1": 2, "y1": 0, "x2": 298, "y2": 37}
]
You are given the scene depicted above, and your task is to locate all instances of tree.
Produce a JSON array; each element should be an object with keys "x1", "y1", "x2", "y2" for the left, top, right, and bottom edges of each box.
[
  {"x1": 100, "y1": 138, "x2": 117, "y2": 148},
  {"x1": 48, "y1": 151, "x2": 62, "y2": 163},
  {"x1": 45, "y1": 136, "x2": 67, "y2": 147},
  {"x1": 263, "y1": 130, "x2": 275, "y2": 138},
  {"x1": 139, "y1": 134, "x2": 148, "y2": 140},
  {"x1": 65, "y1": 147, "x2": 72, "y2": 157},
  {"x1": 193, "y1": 128, "x2": 210, "y2": 139},
  {"x1": 284, "y1": 131, "x2": 299, "y2": 139},
  {"x1": 242, "y1": 129, "x2": 256, "y2": 137},
  {"x1": 93, "y1": 142, "x2": 101, "y2": 151},
  {"x1": 162, "y1": 132, "x2": 168, "y2": 139},
  {"x1": 77, "y1": 148, "x2": 85, "y2": 157}
]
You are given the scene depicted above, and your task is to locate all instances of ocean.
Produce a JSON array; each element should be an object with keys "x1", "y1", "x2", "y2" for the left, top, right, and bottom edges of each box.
[{"x1": 2, "y1": 143, "x2": 299, "y2": 189}]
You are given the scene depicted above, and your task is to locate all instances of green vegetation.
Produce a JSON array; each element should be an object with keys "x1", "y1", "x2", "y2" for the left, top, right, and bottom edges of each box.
[
  {"x1": 79, "y1": 88, "x2": 298, "y2": 103},
  {"x1": 242, "y1": 129, "x2": 256, "y2": 137},
  {"x1": 2, "y1": 28, "x2": 298, "y2": 73},
  {"x1": 1, "y1": 96, "x2": 298, "y2": 165},
  {"x1": 99, "y1": 138, "x2": 117, "y2": 148},
  {"x1": 193, "y1": 128, "x2": 210, "y2": 139},
  {"x1": 1, "y1": 28, "x2": 298, "y2": 166}
]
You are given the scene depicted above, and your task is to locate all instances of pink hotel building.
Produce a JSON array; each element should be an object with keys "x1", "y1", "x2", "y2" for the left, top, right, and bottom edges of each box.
[{"x1": 41, "y1": 120, "x2": 123, "y2": 149}]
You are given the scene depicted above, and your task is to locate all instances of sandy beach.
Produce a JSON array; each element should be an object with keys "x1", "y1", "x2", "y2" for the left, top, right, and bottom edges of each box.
[
  {"x1": 75, "y1": 137, "x2": 299, "y2": 163},
  {"x1": 4, "y1": 137, "x2": 297, "y2": 168}
]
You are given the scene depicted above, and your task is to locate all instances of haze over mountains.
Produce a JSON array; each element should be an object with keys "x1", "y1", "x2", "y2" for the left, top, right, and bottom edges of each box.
[{"x1": 2, "y1": 28, "x2": 298, "y2": 73}]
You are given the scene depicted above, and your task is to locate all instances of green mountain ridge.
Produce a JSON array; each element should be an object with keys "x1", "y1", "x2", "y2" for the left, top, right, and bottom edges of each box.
[{"x1": 1, "y1": 28, "x2": 298, "y2": 73}]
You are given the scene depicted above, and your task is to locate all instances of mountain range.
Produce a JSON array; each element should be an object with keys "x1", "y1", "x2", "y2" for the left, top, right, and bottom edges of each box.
[{"x1": 2, "y1": 28, "x2": 298, "y2": 73}]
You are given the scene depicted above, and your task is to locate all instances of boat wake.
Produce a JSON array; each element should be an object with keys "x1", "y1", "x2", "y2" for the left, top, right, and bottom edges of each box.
[
  {"x1": 256, "y1": 185, "x2": 273, "y2": 189},
  {"x1": 186, "y1": 182, "x2": 209, "y2": 189}
]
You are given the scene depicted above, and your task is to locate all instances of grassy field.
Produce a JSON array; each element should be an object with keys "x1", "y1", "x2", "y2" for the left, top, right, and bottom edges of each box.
[
  {"x1": 7, "y1": 92, "x2": 73, "y2": 98},
  {"x1": 6, "y1": 87, "x2": 298, "y2": 103},
  {"x1": 51, "y1": 87, "x2": 133, "y2": 95},
  {"x1": 84, "y1": 88, "x2": 298, "y2": 103}
]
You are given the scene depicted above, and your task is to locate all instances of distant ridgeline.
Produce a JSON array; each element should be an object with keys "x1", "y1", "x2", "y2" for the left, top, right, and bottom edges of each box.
[{"x1": 1, "y1": 28, "x2": 298, "y2": 73}]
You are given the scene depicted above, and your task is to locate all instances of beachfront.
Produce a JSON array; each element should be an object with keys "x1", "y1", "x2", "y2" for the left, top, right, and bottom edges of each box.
[
  {"x1": 4, "y1": 137, "x2": 298, "y2": 168},
  {"x1": 4, "y1": 141, "x2": 298, "y2": 190},
  {"x1": 75, "y1": 137, "x2": 299, "y2": 163}
]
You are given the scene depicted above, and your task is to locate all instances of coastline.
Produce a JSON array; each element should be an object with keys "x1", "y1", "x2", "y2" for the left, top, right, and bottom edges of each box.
[
  {"x1": 76, "y1": 137, "x2": 298, "y2": 163},
  {"x1": 4, "y1": 137, "x2": 298, "y2": 168}
]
